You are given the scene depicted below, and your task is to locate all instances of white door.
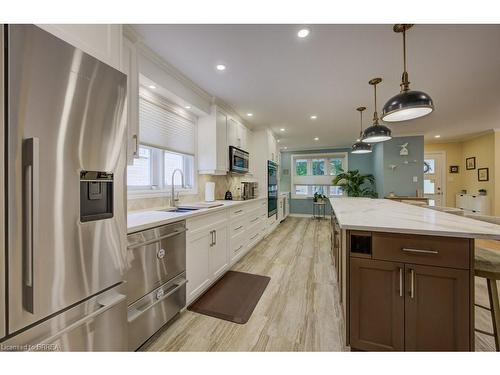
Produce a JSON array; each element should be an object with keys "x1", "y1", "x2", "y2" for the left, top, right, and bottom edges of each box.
[
  {"x1": 423, "y1": 152, "x2": 446, "y2": 206},
  {"x1": 186, "y1": 229, "x2": 211, "y2": 303},
  {"x1": 209, "y1": 223, "x2": 229, "y2": 279}
]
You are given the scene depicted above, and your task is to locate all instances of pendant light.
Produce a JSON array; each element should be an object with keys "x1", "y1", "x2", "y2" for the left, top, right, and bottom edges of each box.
[
  {"x1": 381, "y1": 24, "x2": 434, "y2": 122},
  {"x1": 362, "y1": 78, "x2": 392, "y2": 143},
  {"x1": 351, "y1": 106, "x2": 372, "y2": 154}
]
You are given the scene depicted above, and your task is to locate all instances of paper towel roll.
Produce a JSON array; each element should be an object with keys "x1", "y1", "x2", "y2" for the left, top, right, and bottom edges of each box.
[{"x1": 205, "y1": 182, "x2": 215, "y2": 202}]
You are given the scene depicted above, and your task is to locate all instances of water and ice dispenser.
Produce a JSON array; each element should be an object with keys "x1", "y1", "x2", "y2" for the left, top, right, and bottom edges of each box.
[{"x1": 80, "y1": 171, "x2": 114, "y2": 222}]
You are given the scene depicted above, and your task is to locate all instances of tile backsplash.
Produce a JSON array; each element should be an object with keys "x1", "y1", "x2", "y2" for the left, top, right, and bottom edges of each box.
[{"x1": 127, "y1": 173, "x2": 256, "y2": 212}]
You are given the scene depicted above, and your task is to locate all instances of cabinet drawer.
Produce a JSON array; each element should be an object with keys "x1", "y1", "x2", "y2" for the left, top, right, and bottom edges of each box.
[
  {"x1": 372, "y1": 232, "x2": 471, "y2": 269},
  {"x1": 187, "y1": 210, "x2": 227, "y2": 232},
  {"x1": 229, "y1": 205, "x2": 247, "y2": 219},
  {"x1": 246, "y1": 210, "x2": 261, "y2": 227},
  {"x1": 230, "y1": 216, "x2": 247, "y2": 238},
  {"x1": 230, "y1": 233, "x2": 247, "y2": 260}
]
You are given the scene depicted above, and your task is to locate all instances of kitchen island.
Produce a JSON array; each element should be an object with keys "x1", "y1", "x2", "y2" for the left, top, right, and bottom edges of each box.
[{"x1": 329, "y1": 198, "x2": 500, "y2": 351}]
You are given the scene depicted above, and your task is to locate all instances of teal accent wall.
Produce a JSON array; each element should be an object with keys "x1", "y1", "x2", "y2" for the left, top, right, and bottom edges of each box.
[
  {"x1": 372, "y1": 136, "x2": 424, "y2": 198},
  {"x1": 280, "y1": 148, "x2": 374, "y2": 215}
]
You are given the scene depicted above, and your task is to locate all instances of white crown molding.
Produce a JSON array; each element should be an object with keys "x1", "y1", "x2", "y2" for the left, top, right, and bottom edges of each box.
[{"x1": 123, "y1": 25, "x2": 142, "y2": 44}]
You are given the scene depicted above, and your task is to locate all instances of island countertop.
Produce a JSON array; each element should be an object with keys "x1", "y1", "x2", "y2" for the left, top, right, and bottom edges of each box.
[{"x1": 329, "y1": 197, "x2": 500, "y2": 240}]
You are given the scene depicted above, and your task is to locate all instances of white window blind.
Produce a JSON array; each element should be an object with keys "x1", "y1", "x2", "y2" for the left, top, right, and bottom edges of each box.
[{"x1": 139, "y1": 89, "x2": 196, "y2": 155}]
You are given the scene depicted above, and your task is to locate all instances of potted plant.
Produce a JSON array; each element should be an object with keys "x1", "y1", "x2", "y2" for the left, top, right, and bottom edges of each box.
[
  {"x1": 332, "y1": 168, "x2": 377, "y2": 198},
  {"x1": 313, "y1": 192, "x2": 327, "y2": 203}
]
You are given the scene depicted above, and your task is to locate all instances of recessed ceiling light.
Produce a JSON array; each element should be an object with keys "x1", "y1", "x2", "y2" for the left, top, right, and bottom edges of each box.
[
  {"x1": 314, "y1": 137, "x2": 319, "y2": 141},
  {"x1": 310, "y1": 115, "x2": 317, "y2": 120},
  {"x1": 283, "y1": 146, "x2": 288, "y2": 150},
  {"x1": 148, "y1": 85, "x2": 156, "y2": 89},
  {"x1": 280, "y1": 128, "x2": 285, "y2": 132},
  {"x1": 277, "y1": 139, "x2": 280, "y2": 143},
  {"x1": 247, "y1": 113, "x2": 253, "y2": 117},
  {"x1": 216, "y1": 64, "x2": 226, "y2": 71},
  {"x1": 297, "y1": 27, "x2": 310, "y2": 38},
  {"x1": 434, "y1": 135, "x2": 441, "y2": 138},
  {"x1": 185, "y1": 105, "x2": 191, "y2": 109}
]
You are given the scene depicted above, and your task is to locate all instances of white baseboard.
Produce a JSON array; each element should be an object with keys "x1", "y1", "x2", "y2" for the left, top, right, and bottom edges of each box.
[{"x1": 288, "y1": 213, "x2": 313, "y2": 218}]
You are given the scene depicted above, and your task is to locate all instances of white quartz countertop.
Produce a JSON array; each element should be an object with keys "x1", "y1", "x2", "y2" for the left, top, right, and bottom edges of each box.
[
  {"x1": 127, "y1": 197, "x2": 266, "y2": 234},
  {"x1": 330, "y1": 198, "x2": 500, "y2": 240}
]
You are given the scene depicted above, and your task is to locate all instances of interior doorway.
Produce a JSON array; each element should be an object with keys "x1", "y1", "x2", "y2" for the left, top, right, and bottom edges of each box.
[{"x1": 423, "y1": 151, "x2": 446, "y2": 206}]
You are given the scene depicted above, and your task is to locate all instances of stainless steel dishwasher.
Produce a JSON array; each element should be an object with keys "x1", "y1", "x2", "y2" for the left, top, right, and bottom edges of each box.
[{"x1": 126, "y1": 221, "x2": 187, "y2": 351}]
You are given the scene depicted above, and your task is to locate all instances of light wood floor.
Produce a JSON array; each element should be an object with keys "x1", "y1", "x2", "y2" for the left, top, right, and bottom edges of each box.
[
  {"x1": 142, "y1": 216, "x2": 498, "y2": 352},
  {"x1": 143, "y1": 217, "x2": 346, "y2": 351}
]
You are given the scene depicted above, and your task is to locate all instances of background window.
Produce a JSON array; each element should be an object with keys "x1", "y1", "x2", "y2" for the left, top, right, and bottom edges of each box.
[
  {"x1": 127, "y1": 147, "x2": 152, "y2": 187},
  {"x1": 291, "y1": 153, "x2": 347, "y2": 198},
  {"x1": 329, "y1": 158, "x2": 343, "y2": 176},
  {"x1": 312, "y1": 159, "x2": 325, "y2": 175},
  {"x1": 295, "y1": 159, "x2": 308, "y2": 176}
]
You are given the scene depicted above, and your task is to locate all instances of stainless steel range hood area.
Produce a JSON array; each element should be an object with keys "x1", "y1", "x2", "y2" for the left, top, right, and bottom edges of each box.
[{"x1": 0, "y1": 25, "x2": 129, "y2": 351}]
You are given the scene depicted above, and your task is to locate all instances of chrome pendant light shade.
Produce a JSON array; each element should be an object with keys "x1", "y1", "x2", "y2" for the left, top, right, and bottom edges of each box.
[
  {"x1": 362, "y1": 78, "x2": 392, "y2": 143},
  {"x1": 351, "y1": 106, "x2": 372, "y2": 154},
  {"x1": 381, "y1": 24, "x2": 434, "y2": 122}
]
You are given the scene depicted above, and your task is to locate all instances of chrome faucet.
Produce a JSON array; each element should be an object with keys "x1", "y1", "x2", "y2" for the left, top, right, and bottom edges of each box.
[{"x1": 170, "y1": 168, "x2": 185, "y2": 208}]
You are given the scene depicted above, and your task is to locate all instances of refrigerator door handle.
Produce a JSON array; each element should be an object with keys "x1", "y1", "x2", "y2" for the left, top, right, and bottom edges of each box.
[
  {"x1": 23, "y1": 137, "x2": 39, "y2": 314},
  {"x1": 34, "y1": 292, "x2": 126, "y2": 348}
]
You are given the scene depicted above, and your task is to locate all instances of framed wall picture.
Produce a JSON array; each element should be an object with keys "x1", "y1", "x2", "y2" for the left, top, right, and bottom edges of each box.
[
  {"x1": 449, "y1": 165, "x2": 459, "y2": 173},
  {"x1": 478, "y1": 168, "x2": 489, "y2": 182},
  {"x1": 466, "y1": 157, "x2": 476, "y2": 170}
]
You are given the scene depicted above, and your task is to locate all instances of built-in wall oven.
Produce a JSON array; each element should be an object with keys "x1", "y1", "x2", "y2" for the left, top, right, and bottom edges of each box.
[
  {"x1": 229, "y1": 146, "x2": 249, "y2": 174},
  {"x1": 268, "y1": 161, "x2": 278, "y2": 217}
]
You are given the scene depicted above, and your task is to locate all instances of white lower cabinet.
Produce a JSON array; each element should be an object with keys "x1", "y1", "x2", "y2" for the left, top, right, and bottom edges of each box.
[
  {"x1": 186, "y1": 228, "x2": 212, "y2": 303},
  {"x1": 209, "y1": 222, "x2": 229, "y2": 280},
  {"x1": 186, "y1": 199, "x2": 270, "y2": 304}
]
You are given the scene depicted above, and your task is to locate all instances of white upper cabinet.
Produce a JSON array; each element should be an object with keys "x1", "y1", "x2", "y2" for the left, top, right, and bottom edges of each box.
[
  {"x1": 122, "y1": 35, "x2": 140, "y2": 165},
  {"x1": 36, "y1": 24, "x2": 123, "y2": 71},
  {"x1": 227, "y1": 118, "x2": 249, "y2": 151},
  {"x1": 198, "y1": 105, "x2": 228, "y2": 175}
]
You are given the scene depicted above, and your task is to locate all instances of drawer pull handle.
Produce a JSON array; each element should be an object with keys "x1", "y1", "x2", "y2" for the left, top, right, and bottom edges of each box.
[
  {"x1": 399, "y1": 267, "x2": 403, "y2": 297},
  {"x1": 234, "y1": 225, "x2": 243, "y2": 231},
  {"x1": 250, "y1": 233, "x2": 259, "y2": 241},
  {"x1": 402, "y1": 247, "x2": 438, "y2": 255},
  {"x1": 409, "y1": 269, "x2": 415, "y2": 299},
  {"x1": 234, "y1": 209, "x2": 243, "y2": 214},
  {"x1": 235, "y1": 245, "x2": 244, "y2": 253},
  {"x1": 128, "y1": 228, "x2": 187, "y2": 249},
  {"x1": 250, "y1": 217, "x2": 259, "y2": 223}
]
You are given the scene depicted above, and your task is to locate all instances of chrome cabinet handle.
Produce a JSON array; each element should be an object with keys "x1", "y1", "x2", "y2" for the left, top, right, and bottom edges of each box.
[
  {"x1": 399, "y1": 268, "x2": 403, "y2": 297},
  {"x1": 250, "y1": 217, "x2": 259, "y2": 223},
  {"x1": 234, "y1": 225, "x2": 243, "y2": 231},
  {"x1": 23, "y1": 137, "x2": 39, "y2": 314},
  {"x1": 133, "y1": 134, "x2": 139, "y2": 156},
  {"x1": 409, "y1": 269, "x2": 415, "y2": 299},
  {"x1": 214, "y1": 230, "x2": 217, "y2": 246},
  {"x1": 234, "y1": 209, "x2": 243, "y2": 214},
  {"x1": 402, "y1": 248, "x2": 439, "y2": 255}
]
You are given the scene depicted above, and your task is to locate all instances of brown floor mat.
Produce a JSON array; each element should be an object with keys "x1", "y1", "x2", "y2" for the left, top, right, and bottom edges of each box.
[{"x1": 188, "y1": 271, "x2": 271, "y2": 324}]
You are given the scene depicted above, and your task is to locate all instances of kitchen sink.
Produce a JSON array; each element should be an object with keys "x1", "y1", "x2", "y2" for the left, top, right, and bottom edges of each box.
[{"x1": 158, "y1": 207, "x2": 201, "y2": 213}]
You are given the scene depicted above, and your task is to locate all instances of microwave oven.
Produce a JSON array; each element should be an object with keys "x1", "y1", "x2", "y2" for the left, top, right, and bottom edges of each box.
[{"x1": 229, "y1": 146, "x2": 249, "y2": 174}]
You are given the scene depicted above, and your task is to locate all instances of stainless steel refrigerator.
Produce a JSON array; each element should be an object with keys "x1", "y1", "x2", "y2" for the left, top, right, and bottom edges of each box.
[{"x1": 1, "y1": 25, "x2": 128, "y2": 351}]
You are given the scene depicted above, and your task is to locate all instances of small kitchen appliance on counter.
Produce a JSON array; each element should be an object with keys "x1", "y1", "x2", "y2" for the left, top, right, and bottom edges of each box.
[{"x1": 241, "y1": 182, "x2": 258, "y2": 200}]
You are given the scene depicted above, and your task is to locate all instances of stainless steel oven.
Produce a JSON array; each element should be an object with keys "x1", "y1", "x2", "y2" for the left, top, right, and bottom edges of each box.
[
  {"x1": 268, "y1": 161, "x2": 278, "y2": 217},
  {"x1": 229, "y1": 146, "x2": 249, "y2": 174}
]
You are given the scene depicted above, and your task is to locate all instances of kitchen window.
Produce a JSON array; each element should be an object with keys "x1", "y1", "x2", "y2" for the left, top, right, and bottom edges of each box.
[
  {"x1": 291, "y1": 153, "x2": 347, "y2": 198},
  {"x1": 127, "y1": 87, "x2": 197, "y2": 195}
]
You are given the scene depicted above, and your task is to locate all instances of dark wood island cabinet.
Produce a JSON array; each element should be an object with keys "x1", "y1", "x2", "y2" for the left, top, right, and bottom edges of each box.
[{"x1": 329, "y1": 198, "x2": 500, "y2": 352}]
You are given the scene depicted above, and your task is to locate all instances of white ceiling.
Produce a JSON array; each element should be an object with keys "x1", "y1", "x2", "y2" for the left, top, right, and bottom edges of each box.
[{"x1": 133, "y1": 24, "x2": 500, "y2": 150}]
